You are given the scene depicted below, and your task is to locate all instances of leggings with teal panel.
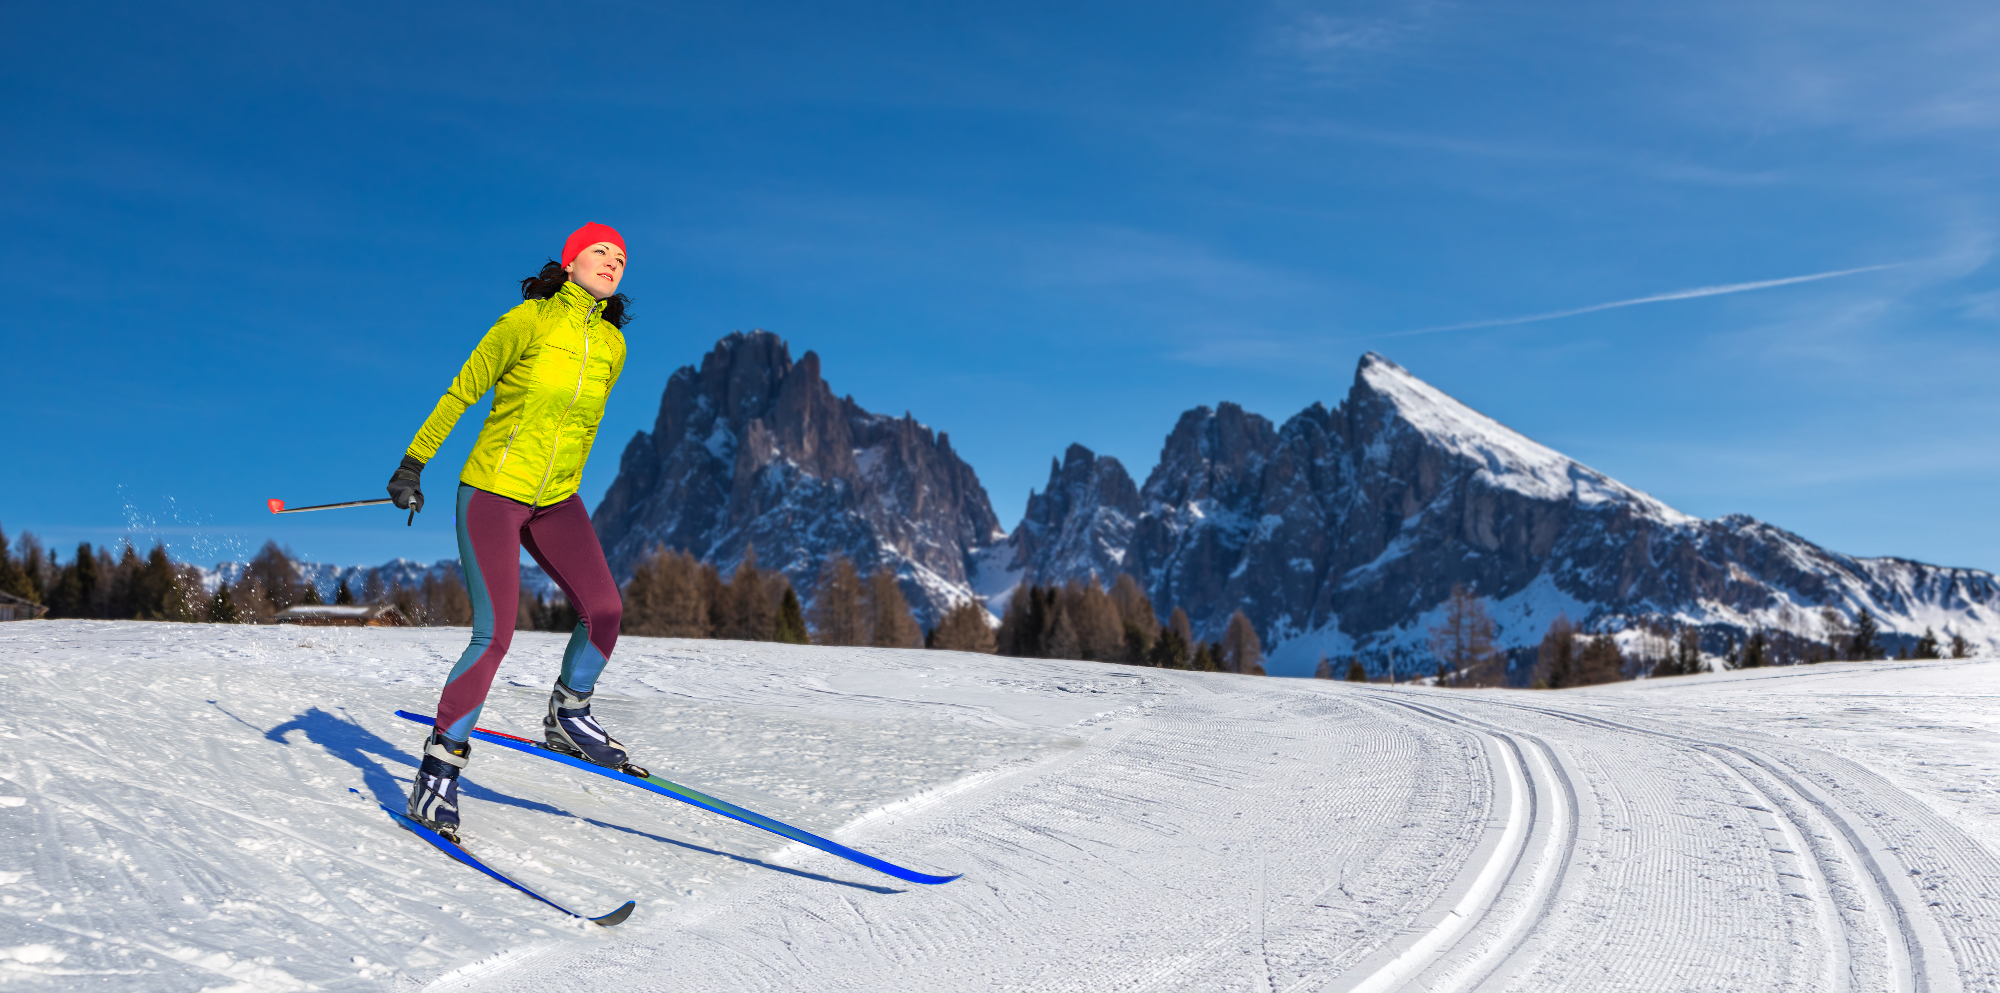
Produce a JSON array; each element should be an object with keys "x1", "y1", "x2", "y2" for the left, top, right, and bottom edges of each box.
[{"x1": 434, "y1": 484, "x2": 622, "y2": 742}]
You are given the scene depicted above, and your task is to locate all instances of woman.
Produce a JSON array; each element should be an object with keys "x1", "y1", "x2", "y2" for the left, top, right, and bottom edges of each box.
[{"x1": 389, "y1": 222, "x2": 637, "y2": 842}]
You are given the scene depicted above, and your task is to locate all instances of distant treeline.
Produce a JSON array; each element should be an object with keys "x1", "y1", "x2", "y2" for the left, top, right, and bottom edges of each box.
[
  {"x1": 0, "y1": 525, "x2": 199, "y2": 621},
  {"x1": 1314, "y1": 583, "x2": 1978, "y2": 689},
  {"x1": 0, "y1": 526, "x2": 575, "y2": 630},
  {"x1": 22, "y1": 523, "x2": 1957, "y2": 684},
  {"x1": 994, "y1": 573, "x2": 1266, "y2": 673}
]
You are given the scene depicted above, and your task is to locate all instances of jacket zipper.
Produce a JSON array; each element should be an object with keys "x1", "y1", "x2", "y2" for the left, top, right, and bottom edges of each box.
[
  {"x1": 495, "y1": 423, "x2": 520, "y2": 473},
  {"x1": 531, "y1": 303, "x2": 596, "y2": 506}
]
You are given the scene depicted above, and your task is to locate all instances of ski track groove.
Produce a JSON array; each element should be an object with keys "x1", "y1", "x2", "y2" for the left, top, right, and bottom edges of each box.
[
  {"x1": 1400, "y1": 688, "x2": 1999, "y2": 993},
  {"x1": 1330, "y1": 694, "x2": 1578, "y2": 993},
  {"x1": 1386, "y1": 690, "x2": 1863, "y2": 992}
]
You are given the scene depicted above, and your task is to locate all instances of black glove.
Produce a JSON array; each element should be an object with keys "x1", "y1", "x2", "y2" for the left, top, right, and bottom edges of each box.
[{"x1": 387, "y1": 455, "x2": 426, "y2": 512}]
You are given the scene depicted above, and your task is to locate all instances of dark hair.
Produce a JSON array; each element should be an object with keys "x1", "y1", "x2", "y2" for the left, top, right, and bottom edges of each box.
[{"x1": 521, "y1": 259, "x2": 631, "y2": 329}]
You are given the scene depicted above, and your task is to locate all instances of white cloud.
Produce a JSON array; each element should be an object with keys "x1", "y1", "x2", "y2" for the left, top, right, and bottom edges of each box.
[{"x1": 1267, "y1": 0, "x2": 1444, "y2": 79}]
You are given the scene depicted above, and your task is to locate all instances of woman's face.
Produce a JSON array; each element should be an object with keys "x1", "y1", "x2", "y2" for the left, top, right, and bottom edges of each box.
[{"x1": 565, "y1": 242, "x2": 626, "y2": 300}]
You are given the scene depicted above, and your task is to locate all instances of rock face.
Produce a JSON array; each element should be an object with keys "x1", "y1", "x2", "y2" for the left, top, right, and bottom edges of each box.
[
  {"x1": 1014, "y1": 352, "x2": 2000, "y2": 676},
  {"x1": 591, "y1": 331, "x2": 1004, "y2": 624},
  {"x1": 999, "y1": 444, "x2": 1141, "y2": 587}
]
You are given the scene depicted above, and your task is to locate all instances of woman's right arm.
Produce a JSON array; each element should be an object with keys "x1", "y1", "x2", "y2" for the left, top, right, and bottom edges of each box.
[
  {"x1": 386, "y1": 308, "x2": 534, "y2": 510},
  {"x1": 405, "y1": 307, "x2": 535, "y2": 464}
]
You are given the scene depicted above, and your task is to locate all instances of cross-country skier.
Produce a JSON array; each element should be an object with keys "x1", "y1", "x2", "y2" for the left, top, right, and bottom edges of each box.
[{"x1": 390, "y1": 223, "x2": 637, "y2": 842}]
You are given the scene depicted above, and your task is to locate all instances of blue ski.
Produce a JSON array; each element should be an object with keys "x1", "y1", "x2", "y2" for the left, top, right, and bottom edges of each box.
[
  {"x1": 394, "y1": 710, "x2": 960, "y2": 886},
  {"x1": 363, "y1": 790, "x2": 636, "y2": 926}
]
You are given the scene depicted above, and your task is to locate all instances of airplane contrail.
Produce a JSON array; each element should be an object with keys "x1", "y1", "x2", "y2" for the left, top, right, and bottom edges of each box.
[{"x1": 1387, "y1": 263, "x2": 1903, "y2": 337}]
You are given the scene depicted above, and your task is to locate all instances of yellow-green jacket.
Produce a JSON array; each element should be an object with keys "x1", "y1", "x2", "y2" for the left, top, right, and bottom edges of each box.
[{"x1": 406, "y1": 280, "x2": 627, "y2": 506}]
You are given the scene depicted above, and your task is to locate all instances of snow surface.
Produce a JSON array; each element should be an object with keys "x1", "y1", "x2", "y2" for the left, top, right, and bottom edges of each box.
[{"x1": 5, "y1": 622, "x2": 2000, "y2": 991}]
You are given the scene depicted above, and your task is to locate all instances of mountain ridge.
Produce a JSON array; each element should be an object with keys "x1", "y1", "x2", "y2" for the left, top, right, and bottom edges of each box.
[{"x1": 1003, "y1": 352, "x2": 2000, "y2": 676}]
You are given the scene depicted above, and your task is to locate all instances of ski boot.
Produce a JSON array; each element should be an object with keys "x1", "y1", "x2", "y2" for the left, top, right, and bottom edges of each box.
[
  {"x1": 407, "y1": 729, "x2": 471, "y2": 843},
  {"x1": 544, "y1": 679, "x2": 647, "y2": 778}
]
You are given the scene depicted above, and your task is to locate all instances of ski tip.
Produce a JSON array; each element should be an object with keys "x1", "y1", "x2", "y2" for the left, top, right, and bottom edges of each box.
[
  {"x1": 911, "y1": 872, "x2": 963, "y2": 886},
  {"x1": 592, "y1": 900, "x2": 637, "y2": 926},
  {"x1": 267, "y1": 498, "x2": 285, "y2": 514}
]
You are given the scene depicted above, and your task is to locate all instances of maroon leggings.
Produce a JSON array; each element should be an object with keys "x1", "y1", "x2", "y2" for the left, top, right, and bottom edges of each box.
[{"x1": 435, "y1": 484, "x2": 622, "y2": 741}]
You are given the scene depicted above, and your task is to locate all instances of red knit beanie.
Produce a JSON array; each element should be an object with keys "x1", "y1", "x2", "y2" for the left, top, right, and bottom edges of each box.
[{"x1": 561, "y1": 222, "x2": 627, "y2": 267}]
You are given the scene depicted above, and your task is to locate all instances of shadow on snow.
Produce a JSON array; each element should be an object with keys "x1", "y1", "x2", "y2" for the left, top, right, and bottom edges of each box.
[{"x1": 262, "y1": 706, "x2": 898, "y2": 893}]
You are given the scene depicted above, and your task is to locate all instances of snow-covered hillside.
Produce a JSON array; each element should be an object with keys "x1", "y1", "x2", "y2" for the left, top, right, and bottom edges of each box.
[{"x1": 4, "y1": 622, "x2": 1999, "y2": 991}]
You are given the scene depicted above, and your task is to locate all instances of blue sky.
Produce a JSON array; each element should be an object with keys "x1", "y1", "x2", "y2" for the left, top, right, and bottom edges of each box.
[{"x1": 5, "y1": 0, "x2": 1999, "y2": 573}]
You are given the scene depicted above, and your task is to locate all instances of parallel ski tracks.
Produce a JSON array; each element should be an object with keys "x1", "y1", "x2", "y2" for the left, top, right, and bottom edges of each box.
[
  {"x1": 1362, "y1": 688, "x2": 1965, "y2": 993},
  {"x1": 1320, "y1": 693, "x2": 1580, "y2": 993}
]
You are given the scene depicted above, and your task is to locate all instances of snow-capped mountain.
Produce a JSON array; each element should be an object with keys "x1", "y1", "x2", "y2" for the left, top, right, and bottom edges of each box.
[
  {"x1": 199, "y1": 558, "x2": 560, "y2": 602},
  {"x1": 1002, "y1": 444, "x2": 1141, "y2": 588},
  {"x1": 591, "y1": 331, "x2": 1006, "y2": 625},
  {"x1": 1008, "y1": 352, "x2": 2000, "y2": 676}
]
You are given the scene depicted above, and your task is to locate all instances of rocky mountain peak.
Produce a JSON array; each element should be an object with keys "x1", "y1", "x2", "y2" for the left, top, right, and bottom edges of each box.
[
  {"x1": 1001, "y1": 444, "x2": 1140, "y2": 586},
  {"x1": 592, "y1": 331, "x2": 1002, "y2": 625},
  {"x1": 1013, "y1": 352, "x2": 2000, "y2": 675},
  {"x1": 1346, "y1": 352, "x2": 1691, "y2": 524}
]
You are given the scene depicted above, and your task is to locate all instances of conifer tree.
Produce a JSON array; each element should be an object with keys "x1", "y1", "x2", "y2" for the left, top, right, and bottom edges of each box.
[
  {"x1": 9, "y1": 533, "x2": 47, "y2": 604},
  {"x1": 300, "y1": 580, "x2": 325, "y2": 606},
  {"x1": 1195, "y1": 641, "x2": 1222, "y2": 671},
  {"x1": 774, "y1": 585, "x2": 809, "y2": 644},
  {"x1": 335, "y1": 578, "x2": 355, "y2": 605},
  {"x1": 107, "y1": 543, "x2": 142, "y2": 619},
  {"x1": 864, "y1": 567, "x2": 922, "y2": 648},
  {"x1": 208, "y1": 582, "x2": 239, "y2": 623},
  {"x1": 1849, "y1": 607, "x2": 1880, "y2": 661},
  {"x1": 1741, "y1": 630, "x2": 1766, "y2": 668},
  {"x1": 996, "y1": 583, "x2": 1035, "y2": 656},
  {"x1": 48, "y1": 542, "x2": 97, "y2": 619},
  {"x1": 1042, "y1": 600, "x2": 1081, "y2": 659},
  {"x1": 0, "y1": 525, "x2": 18, "y2": 601},
  {"x1": 1950, "y1": 631, "x2": 1973, "y2": 659},
  {"x1": 1222, "y1": 610, "x2": 1265, "y2": 675},
  {"x1": 1537, "y1": 615, "x2": 1580, "y2": 688},
  {"x1": 1670, "y1": 626, "x2": 1704, "y2": 675},
  {"x1": 1347, "y1": 657, "x2": 1368, "y2": 682},
  {"x1": 1313, "y1": 655, "x2": 1333, "y2": 679},
  {"x1": 1148, "y1": 625, "x2": 1190, "y2": 669},
  {"x1": 809, "y1": 555, "x2": 869, "y2": 646},
  {"x1": 129, "y1": 544, "x2": 176, "y2": 619},
  {"x1": 1913, "y1": 627, "x2": 1941, "y2": 660},
  {"x1": 930, "y1": 600, "x2": 998, "y2": 653}
]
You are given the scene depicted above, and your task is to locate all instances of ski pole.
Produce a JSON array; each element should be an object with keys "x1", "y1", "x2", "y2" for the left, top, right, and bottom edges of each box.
[{"x1": 267, "y1": 497, "x2": 417, "y2": 526}]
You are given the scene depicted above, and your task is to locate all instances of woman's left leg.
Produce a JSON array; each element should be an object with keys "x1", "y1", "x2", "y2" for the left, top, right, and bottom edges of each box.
[{"x1": 522, "y1": 494, "x2": 631, "y2": 769}]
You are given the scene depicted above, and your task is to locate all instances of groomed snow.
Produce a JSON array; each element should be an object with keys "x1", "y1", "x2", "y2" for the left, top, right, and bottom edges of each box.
[{"x1": 4, "y1": 622, "x2": 1999, "y2": 991}]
